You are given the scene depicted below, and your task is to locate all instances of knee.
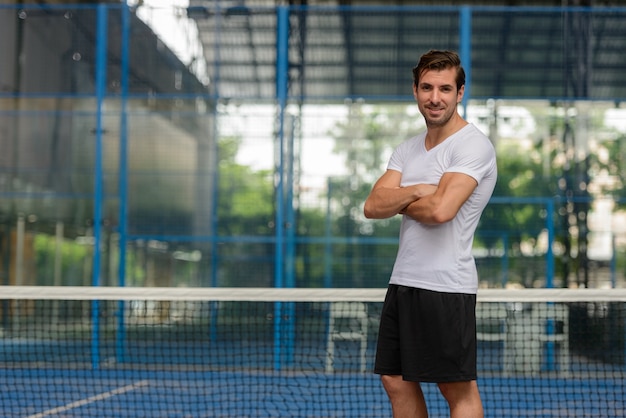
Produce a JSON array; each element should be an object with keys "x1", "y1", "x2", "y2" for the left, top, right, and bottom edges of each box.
[
  {"x1": 438, "y1": 382, "x2": 484, "y2": 418},
  {"x1": 437, "y1": 381, "x2": 482, "y2": 409},
  {"x1": 380, "y1": 374, "x2": 403, "y2": 395}
]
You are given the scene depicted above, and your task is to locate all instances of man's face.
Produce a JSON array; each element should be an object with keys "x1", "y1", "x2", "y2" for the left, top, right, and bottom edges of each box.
[{"x1": 414, "y1": 67, "x2": 464, "y2": 128}]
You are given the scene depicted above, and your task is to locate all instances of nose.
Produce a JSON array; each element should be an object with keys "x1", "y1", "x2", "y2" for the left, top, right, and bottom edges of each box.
[{"x1": 429, "y1": 89, "x2": 440, "y2": 104}]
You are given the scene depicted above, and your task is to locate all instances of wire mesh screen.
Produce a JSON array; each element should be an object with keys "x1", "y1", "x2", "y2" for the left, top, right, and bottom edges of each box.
[
  {"x1": 1, "y1": 5, "x2": 626, "y2": 416},
  {"x1": 1, "y1": 286, "x2": 625, "y2": 417}
]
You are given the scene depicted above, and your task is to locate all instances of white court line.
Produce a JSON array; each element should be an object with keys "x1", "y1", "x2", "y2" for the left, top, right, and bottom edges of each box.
[{"x1": 26, "y1": 380, "x2": 150, "y2": 418}]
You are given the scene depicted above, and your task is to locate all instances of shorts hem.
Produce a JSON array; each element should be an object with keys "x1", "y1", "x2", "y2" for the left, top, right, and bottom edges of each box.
[
  {"x1": 373, "y1": 367, "x2": 399, "y2": 376},
  {"x1": 403, "y1": 374, "x2": 478, "y2": 383},
  {"x1": 374, "y1": 369, "x2": 477, "y2": 383}
]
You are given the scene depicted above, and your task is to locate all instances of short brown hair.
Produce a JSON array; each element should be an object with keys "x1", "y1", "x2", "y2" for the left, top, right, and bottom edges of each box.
[{"x1": 412, "y1": 50, "x2": 465, "y2": 91}]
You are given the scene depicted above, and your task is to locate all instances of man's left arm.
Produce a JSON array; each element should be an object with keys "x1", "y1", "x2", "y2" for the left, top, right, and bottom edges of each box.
[{"x1": 401, "y1": 171, "x2": 478, "y2": 224}]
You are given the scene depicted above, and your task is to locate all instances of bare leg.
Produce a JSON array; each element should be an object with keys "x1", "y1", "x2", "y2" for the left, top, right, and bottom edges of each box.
[
  {"x1": 381, "y1": 375, "x2": 428, "y2": 418},
  {"x1": 437, "y1": 380, "x2": 483, "y2": 418}
]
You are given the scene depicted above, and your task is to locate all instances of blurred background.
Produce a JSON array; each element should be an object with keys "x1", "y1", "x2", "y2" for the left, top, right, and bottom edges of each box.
[{"x1": 1, "y1": 0, "x2": 626, "y2": 291}]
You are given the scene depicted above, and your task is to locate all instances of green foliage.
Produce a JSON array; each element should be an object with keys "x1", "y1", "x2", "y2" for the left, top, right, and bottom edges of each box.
[
  {"x1": 215, "y1": 136, "x2": 275, "y2": 286},
  {"x1": 33, "y1": 234, "x2": 91, "y2": 286},
  {"x1": 33, "y1": 233, "x2": 149, "y2": 286},
  {"x1": 217, "y1": 136, "x2": 274, "y2": 236},
  {"x1": 588, "y1": 135, "x2": 626, "y2": 201}
]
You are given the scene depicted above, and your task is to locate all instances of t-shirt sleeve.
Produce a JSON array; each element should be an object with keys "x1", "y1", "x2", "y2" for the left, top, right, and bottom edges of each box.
[
  {"x1": 387, "y1": 142, "x2": 405, "y2": 172},
  {"x1": 387, "y1": 135, "x2": 422, "y2": 173},
  {"x1": 446, "y1": 133, "x2": 496, "y2": 184}
]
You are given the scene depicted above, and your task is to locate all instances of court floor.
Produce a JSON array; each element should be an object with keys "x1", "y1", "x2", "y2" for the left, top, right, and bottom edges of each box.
[{"x1": 2, "y1": 368, "x2": 624, "y2": 417}]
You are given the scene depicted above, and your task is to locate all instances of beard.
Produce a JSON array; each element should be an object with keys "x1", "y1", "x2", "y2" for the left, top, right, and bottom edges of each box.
[{"x1": 419, "y1": 104, "x2": 456, "y2": 127}]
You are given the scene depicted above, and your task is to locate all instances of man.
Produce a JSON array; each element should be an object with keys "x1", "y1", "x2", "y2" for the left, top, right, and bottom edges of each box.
[{"x1": 364, "y1": 50, "x2": 497, "y2": 418}]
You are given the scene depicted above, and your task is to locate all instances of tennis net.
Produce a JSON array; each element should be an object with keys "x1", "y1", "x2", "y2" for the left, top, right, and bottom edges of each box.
[{"x1": 0, "y1": 286, "x2": 625, "y2": 417}]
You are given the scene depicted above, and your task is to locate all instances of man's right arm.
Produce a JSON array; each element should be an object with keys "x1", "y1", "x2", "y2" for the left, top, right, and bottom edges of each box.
[{"x1": 363, "y1": 169, "x2": 435, "y2": 219}]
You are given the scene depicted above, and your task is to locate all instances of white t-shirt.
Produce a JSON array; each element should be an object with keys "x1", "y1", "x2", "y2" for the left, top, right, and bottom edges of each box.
[{"x1": 387, "y1": 123, "x2": 497, "y2": 294}]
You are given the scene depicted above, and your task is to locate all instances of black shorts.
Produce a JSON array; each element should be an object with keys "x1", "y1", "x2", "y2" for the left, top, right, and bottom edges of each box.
[{"x1": 374, "y1": 284, "x2": 477, "y2": 383}]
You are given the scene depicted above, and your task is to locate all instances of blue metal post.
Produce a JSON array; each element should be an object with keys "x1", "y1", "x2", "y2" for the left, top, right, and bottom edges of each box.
[
  {"x1": 273, "y1": 5, "x2": 289, "y2": 371},
  {"x1": 459, "y1": 6, "x2": 472, "y2": 118},
  {"x1": 116, "y1": 2, "x2": 131, "y2": 364},
  {"x1": 92, "y1": 3, "x2": 108, "y2": 370},
  {"x1": 274, "y1": 5, "x2": 289, "y2": 290}
]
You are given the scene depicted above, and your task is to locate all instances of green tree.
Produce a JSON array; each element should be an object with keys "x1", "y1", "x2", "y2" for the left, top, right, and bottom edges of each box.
[{"x1": 215, "y1": 136, "x2": 275, "y2": 287}]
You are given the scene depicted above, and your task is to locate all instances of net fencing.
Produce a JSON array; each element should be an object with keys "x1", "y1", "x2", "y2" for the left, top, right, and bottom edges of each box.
[{"x1": 1, "y1": 286, "x2": 625, "y2": 417}]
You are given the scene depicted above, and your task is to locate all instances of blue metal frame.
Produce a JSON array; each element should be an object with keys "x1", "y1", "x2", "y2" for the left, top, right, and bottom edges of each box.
[
  {"x1": 273, "y1": 5, "x2": 290, "y2": 371},
  {"x1": 41, "y1": 2, "x2": 621, "y2": 370}
]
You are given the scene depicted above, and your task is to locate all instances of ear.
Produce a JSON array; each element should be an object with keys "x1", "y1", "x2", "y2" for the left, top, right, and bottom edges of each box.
[
  {"x1": 412, "y1": 83, "x2": 418, "y2": 100},
  {"x1": 457, "y1": 84, "x2": 465, "y2": 103}
]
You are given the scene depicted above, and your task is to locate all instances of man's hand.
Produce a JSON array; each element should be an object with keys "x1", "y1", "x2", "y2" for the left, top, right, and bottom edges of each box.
[
  {"x1": 402, "y1": 172, "x2": 477, "y2": 224},
  {"x1": 398, "y1": 184, "x2": 437, "y2": 214},
  {"x1": 364, "y1": 170, "x2": 438, "y2": 219}
]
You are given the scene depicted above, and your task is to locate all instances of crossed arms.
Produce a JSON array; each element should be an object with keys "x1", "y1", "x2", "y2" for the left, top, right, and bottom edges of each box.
[{"x1": 363, "y1": 169, "x2": 478, "y2": 224}]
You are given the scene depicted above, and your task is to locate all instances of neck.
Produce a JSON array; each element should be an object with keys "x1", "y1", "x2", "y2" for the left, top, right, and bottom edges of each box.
[{"x1": 425, "y1": 114, "x2": 468, "y2": 150}]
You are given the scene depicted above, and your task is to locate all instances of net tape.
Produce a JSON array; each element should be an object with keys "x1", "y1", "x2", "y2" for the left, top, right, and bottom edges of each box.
[{"x1": 3, "y1": 285, "x2": 626, "y2": 302}]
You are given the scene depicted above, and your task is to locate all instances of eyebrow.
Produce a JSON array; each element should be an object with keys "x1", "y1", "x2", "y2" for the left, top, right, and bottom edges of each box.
[{"x1": 419, "y1": 82, "x2": 454, "y2": 89}]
